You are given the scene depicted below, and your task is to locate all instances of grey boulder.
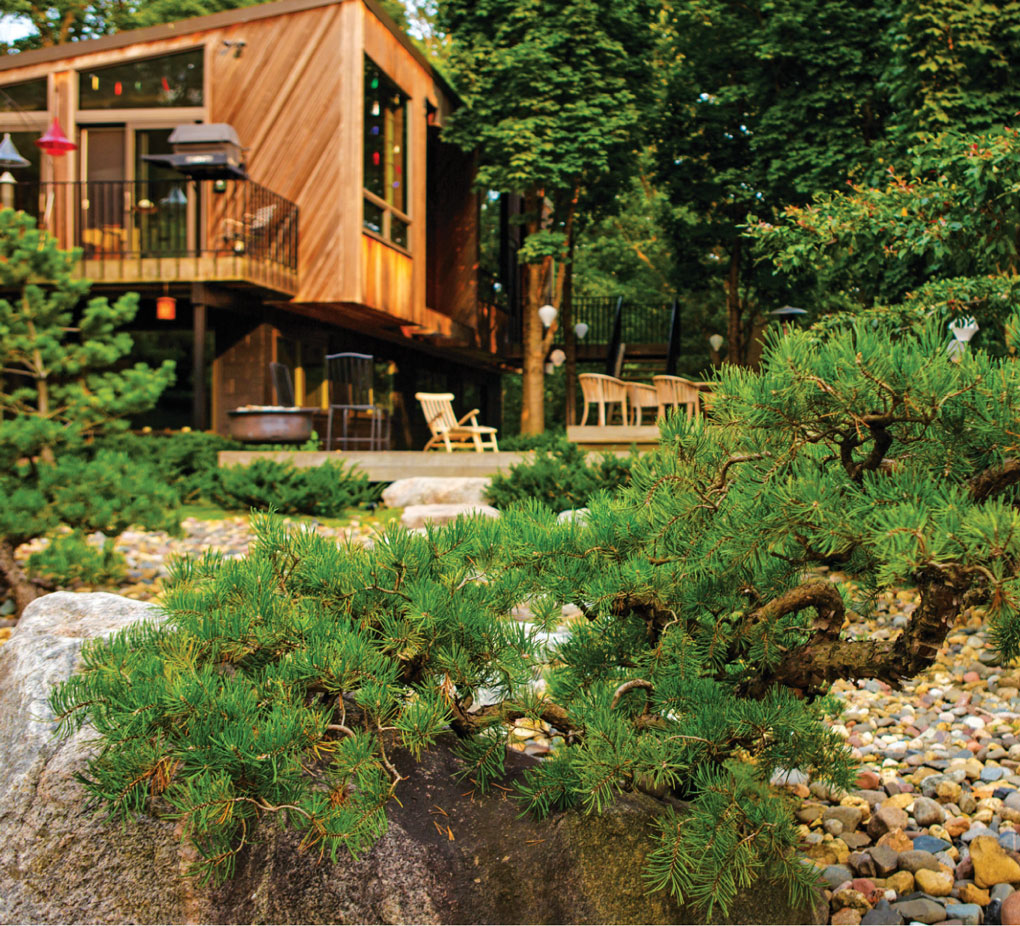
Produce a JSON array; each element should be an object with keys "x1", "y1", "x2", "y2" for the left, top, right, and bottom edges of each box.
[{"x1": 0, "y1": 591, "x2": 824, "y2": 925}]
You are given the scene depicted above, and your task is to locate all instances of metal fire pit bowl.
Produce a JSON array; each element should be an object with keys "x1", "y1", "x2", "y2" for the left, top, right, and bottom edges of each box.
[{"x1": 227, "y1": 407, "x2": 316, "y2": 442}]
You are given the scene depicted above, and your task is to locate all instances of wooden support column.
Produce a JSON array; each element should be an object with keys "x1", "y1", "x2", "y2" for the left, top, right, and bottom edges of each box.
[{"x1": 193, "y1": 301, "x2": 207, "y2": 431}]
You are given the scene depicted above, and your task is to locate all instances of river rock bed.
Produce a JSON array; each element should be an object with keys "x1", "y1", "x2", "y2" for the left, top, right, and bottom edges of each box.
[{"x1": 3, "y1": 525, "x2": 1020, "y2": 924}]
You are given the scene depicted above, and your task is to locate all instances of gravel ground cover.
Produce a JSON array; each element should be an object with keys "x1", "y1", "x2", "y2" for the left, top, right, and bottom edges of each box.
[{"x1": 2, "y1": 523, "x2": 1019, "y2": 924}]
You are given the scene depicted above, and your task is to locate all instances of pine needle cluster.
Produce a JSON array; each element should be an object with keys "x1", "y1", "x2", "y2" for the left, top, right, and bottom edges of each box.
[{"x1": 51, "y1": 312, "x2": 1020, "y2": 914}]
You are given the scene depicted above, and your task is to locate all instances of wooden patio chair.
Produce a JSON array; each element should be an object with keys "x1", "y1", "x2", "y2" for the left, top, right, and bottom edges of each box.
[
  {"x1": 653, "y1": 375, "x2": 702, "y2": 420},
  {"x1": 626, "y1": 382, "x2": 659, "y2": 425},
  {"x1": 416, "y1": 392, "x2": 499, "y2": 452},
  {"x1": 578, "y1": 373, "x2": 628, "y2": 426}
]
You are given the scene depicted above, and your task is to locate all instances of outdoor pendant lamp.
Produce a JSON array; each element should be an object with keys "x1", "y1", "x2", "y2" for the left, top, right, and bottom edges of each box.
[
  {"x1": 35, "y1": 118, "x2": 77, "y2": 156},
  {"x1": 538, "y1": 304, "x2": 558, "y2": 327},
  {"x1": 574, "y1": 322, "x2": 589, "y2": 340},
  {"x1": 0, "y1": 133, "x2": 29, "y2": 169}
]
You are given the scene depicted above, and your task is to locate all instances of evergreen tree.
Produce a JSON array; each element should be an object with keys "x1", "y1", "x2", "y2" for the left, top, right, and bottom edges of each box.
[
  {"x1": 51, "y1": 307, "x2": 1020, "y2": 913},
  {"x1": 0, "y1": 209, "x2": 177, "y2": 612}
]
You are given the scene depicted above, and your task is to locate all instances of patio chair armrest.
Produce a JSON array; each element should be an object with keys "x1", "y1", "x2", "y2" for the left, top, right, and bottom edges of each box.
[{"x1": 456, "y1": 408, "x2": 482, "y2": 426}]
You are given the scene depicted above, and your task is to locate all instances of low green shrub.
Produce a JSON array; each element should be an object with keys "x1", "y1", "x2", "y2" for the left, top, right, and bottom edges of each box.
[
  {"x1": 486, "y1": 440, "x2": 636, "y2": 511},
  {"x1": 26, "y1": 530, "x2": 127, "y2": 588},
  {"x1": 498, "y1": 430, "x2": 569, "y2": 452},
  {"x1": 212, "y1": 458, "x2": 379, "y2": 516},
  {"x1": 93, "y1": 430, "x2": 322, "y2": 503}
]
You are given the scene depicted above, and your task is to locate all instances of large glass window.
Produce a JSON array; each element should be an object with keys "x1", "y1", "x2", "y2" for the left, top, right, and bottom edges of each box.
[
  {"x1": 0, "y1": 78, "x2": 47, "y2": 112},
  {"x1": 79, "y1": 49, "x2": 203, "y2": 110},
  {"x1": 364, "y1": 56, "x2": 409, "y2": 249}
]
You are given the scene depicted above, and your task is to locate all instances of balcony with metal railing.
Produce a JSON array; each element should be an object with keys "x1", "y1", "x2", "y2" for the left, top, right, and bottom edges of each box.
[{"x1": 9, "y1": 178, "x2": 299, "y2": 296}]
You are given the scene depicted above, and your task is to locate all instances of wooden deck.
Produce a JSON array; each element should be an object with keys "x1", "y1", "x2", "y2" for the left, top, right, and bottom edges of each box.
[
  {"x1": 219, "y1": 450, "x2": 532, "y2": 481},
  {"x1": 81, "y1": 254, "x2": 299, "y2": 296},
  {"x1": 566, "y1": 425, "x2": 661, "y2": 450}
]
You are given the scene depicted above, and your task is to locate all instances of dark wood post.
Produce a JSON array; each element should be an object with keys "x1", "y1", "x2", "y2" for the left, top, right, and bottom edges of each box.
[
  {"x1": 193, "y1": 301, "x2": 207, "y2": 430},
  {"x1": 563, "y1": 236, "x2": 576, "y2": 425}
]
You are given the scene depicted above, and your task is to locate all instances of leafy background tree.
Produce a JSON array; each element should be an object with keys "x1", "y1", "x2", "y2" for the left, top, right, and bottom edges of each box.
[
  {"x1": 437, "y1": 0, "x2": 655, "y2": 433},
  {"x1": 0, "y1": 209, "x2": 177, "y2": 612},
  {"x1": 747, "y1": 127, "x2": 1020, "y2": 351}
]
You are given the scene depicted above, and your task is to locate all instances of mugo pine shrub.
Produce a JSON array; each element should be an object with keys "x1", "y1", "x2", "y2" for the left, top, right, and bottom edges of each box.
[
  {"x1": 212, "y1": 458, "x2": 379, "y2": 516},
  {"x1": 486, "y1": 439, "x2": 636, "y2": 511},
  {"x1": 51, "y1": 314, "x2": 1020, "y2": 915}
]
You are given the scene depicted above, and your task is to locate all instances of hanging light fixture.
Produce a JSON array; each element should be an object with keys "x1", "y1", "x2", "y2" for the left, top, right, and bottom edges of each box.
[
  {"x1": 538, "y1": 304, "x2": 558, "y2": 328},
  {"x1": 709, "y1": 333, "x2": 724, "y2": 352},
  {"x1": 0, "y1": 171, "x2": 15, "y2": 209},
  {"x1": 156, "y1": 287, "x2": 176, "y2": 321},
  {"x1": 35, "y1": 118, "x2": 77, "y2": 156},
  {"x1": 574, "y1": 322, "x2": 589, "y2": 340},
  {"x1": 549, "y1": 349, "x2": 566, "y2": 367},
  {"x1": 159, "y1": 185, "x2": 188, "y2": 206},
  {"x1": 0, "y1": 133, "x2": 29, "y2": 169}
]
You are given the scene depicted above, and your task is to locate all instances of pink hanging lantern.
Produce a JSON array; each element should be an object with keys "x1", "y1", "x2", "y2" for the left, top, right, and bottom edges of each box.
[{"x1": 36, "y1": 118, "x2": 77, "y2": 157}]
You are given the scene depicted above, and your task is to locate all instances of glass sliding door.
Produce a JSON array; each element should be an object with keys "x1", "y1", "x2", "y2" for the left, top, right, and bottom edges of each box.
[
  {"x1": 82, "y1": 126, "x2": 127, "y2": 255},
  {"x1": 134, "y1": 127, "x2": 194, "y2": 256}
]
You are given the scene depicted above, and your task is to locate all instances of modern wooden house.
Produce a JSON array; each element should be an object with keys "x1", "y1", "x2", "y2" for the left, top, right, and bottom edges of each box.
[{"x1": 0, "y1": 0, "x2": 509, "y2": 445}]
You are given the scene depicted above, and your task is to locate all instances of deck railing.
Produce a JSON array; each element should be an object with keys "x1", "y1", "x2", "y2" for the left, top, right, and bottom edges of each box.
[{"x1": 11, "y1": 178, "x2": 299, "y2": 294}]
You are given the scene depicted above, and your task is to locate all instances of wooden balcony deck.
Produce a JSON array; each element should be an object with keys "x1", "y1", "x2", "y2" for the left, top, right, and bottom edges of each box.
[{"x1": 80, "y1": 253, "x2": 299, "y2": 296}]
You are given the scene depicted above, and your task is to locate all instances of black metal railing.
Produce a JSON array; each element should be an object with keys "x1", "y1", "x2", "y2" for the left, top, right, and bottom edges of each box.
[{"x1": 11, "y1": 178, "x2": 298, "y2": 277}]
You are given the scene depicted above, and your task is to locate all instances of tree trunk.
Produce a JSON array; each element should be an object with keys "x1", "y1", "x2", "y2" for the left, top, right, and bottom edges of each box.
[
  {"x1": 563, "y1": 236, "x2": 576, "y2": 426},
  {"x1": 0, "y1": 539, "x2": 39, "y2": 619},
  {"x1": 725, "y1": 241, "x2": 743, "y2": 365},
  {"x1": 520, "y1": 258, "x2": 547, "y2": 435}
]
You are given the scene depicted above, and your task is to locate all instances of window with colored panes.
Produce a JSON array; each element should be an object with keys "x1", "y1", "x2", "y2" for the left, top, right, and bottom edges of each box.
[
  {"x1": 363, "y1": 56, "x2": 409, "y2": 249},
  {"x1": 79, "y1": 49, "x2": 203, "y2": 110}
]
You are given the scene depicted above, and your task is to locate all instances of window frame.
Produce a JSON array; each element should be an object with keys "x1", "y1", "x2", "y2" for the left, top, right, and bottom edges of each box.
[{"x1": 363, "y1": 55, "x2": 411, "y2": 255}]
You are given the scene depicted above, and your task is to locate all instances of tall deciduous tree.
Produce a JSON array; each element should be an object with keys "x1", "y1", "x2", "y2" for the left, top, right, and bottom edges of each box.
[
  {"x1": 747, "y1": 127, "x2": 1020, "y2": 349},
  {"x1": 654, "y1": 0, "x2": 891, "y2": 362},
  {"x1": 438, "y1": 0, "x2": 654, "y2": 433},
  {"x1": 883, "y1": 0, "x2": 1020, "y2": 145}
]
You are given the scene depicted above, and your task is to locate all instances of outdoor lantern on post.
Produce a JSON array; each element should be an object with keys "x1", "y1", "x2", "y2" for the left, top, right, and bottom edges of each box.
[
  {"x1": 769, "y1": 305, "x2": 808, "y2": 335},
  {"x1": 947, "y1": 316, "x2": 979, "y2": 362},
  {"x1": 538, "y1": 304, "x2": 558, "y2": 328},
  {"x1": 574, "y1": 322, "x2": 589, "y2": 340},
  {"x1": 35, "y1": 118, "x2": 77, "y2": 156}
]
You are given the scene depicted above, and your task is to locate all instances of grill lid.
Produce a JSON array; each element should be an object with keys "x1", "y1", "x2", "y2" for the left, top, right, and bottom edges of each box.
[{"x1": 142, "y1": 122, "x2": 247, "y2": 179}]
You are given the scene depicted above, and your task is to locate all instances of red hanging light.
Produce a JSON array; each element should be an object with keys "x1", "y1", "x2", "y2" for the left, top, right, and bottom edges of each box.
[
  {"x1": 36, "y1": 118, "x2": 77, "y2": 157},
  {"x1": 156, "y1": 296, "x2": 177, "y2": 321}
]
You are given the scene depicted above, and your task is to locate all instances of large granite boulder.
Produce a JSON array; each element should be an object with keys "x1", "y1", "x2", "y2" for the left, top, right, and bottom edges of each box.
[
  {"x1": 0, "y1": 592, "x2": 824, "y2": 924},
  {"x1": 382, "y1": 478, "x2": 491, "y2": 509}
]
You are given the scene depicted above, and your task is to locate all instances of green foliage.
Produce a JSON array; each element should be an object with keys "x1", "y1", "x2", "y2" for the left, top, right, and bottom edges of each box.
[
  {"x1": 0, "y1": 211, "x2": 178, "y2": 604},
  {"x1": 211, "y1": 459, "x2": 379, "y2": 517},
  {"x1": 883, "y1": 0, "x2": 1020, "y2": 145},
  {"x1": 486, "y1": 440, "x2": 635, "y2": 512},
  {"x1": 748, "y1": 128, "x2": 1020, "y2": 347},
  {"x1": 49, "y1": 279, "x2": 1020, "y2": 914},
  {"x1": 439, "y1": 0, "x2": 654, "y2": 200},
  {"x1": 26, "y1": 530, "x2": 127, "y2": 588}
]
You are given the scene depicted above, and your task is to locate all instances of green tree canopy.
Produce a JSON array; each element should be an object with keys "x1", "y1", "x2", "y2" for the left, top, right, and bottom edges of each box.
[
  {"x1": 747, "y1": 127, "x2": 1020, "y2": 350},
  {"x1": 438, "y1": 0, "x2": 655, "y2": 432}
]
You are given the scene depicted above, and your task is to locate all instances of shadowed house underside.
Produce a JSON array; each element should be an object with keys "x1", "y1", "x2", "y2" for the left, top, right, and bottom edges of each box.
[{"x1": 0, "y1": 0, "x2": 509, "y2": 443}]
